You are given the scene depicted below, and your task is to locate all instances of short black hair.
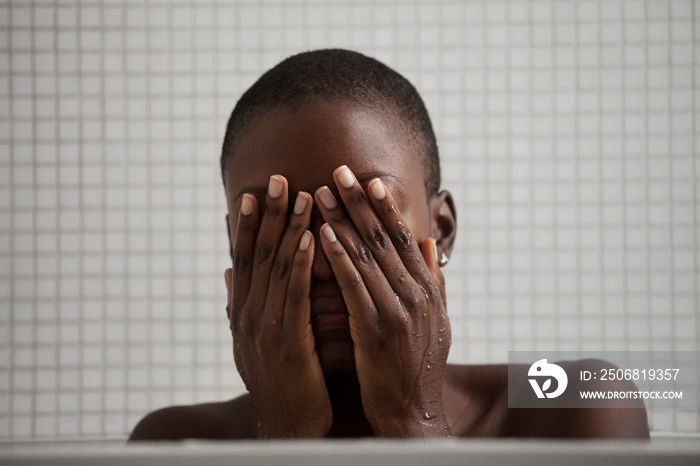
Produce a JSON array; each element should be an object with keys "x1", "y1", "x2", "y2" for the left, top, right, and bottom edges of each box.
[{"x1": 220, "y1": 48, "x2": 440, "y2": 196}]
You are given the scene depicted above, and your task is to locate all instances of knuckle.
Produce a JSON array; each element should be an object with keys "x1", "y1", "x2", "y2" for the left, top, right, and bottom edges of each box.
[
  {"x1": 425, "y1": 283, "x2": 440, "y2": 302},
  {"x1": 241, "y1": 313, "x2": 257, "y2": 334},
  {"x1": 392, "y1": 226, "x2": 414, "y2": 251},
  {"x1": 348, "y1": 190, "x2": 366, "y2": 207},
  {"x1": 437, "y1": 272, "x2": 446, "y2": 289},
  {"x1": 227, "y1": 307, "x2": 241, "y2": 335},
  {"x1": 238, "y1": 219, "x2": 256, "y2": 234},
  {"x1": 339, "y1": 269, "x2": 364, "y2": 291},
  {"x1": 232, "y1": 251, "x2": 251, "y2": 273},
  {"x1": 420, "y1": 277, "x2": 439, "y2": 300},
  {"x1": 286, "y1": 285, "x2": 306, "y2": 309},
  {"x1": 293, "y1": 252, "x2": 308, "y2": 268},
  {"x1": 436, "y1": 267, "x2": 446, "y2": 283},
  {"x1": 406, "y1": 288, "x2": 427, "y2": 310},
  {"x1": 271, "y1": 256, "x2": 291, "y2": 281},
  {"x1": 329, "y1": 209, "x2": 351, "y2": 225},
  {"x1": 265, "y1": 200, "x2": 283, "y2": 217},
  {"x1": 353, "y1": 241, "x2": 374, "y2": 265},
  {"x1": 285, "y1": 221, "x2": 303, "y2": 236},
  {"x1": 330, "y1": 247, "x2": 347, "y2": 260},
  {"x1": 348, "y1": 270, "x2": 365, "y2": 289},
  {"x1": 255, "y1": 327, "x2": 274, "y2": 348},
  {"x1": 367, "y1": 223, "x2": 390, "y2": 251},
  {"x1": 254, "y1": 241, "x2": 275, "y2": 266},
  {"x1": 386, "y1": 310, "x2": 409, "y2": 331}
]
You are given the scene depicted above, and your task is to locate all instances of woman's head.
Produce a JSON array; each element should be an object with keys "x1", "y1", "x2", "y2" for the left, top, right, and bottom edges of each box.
[
  {"x1": 221, "y1": 49, "x2": 456, "y2": 373},
  {"x1": 221, "y1": 49, "x2": 441, "y2": 198}
]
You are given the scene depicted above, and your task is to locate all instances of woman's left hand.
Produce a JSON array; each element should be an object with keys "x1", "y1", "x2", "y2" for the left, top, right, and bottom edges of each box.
[{"x1": 314, "y1": 165, "x2": 452, "y2": 437}]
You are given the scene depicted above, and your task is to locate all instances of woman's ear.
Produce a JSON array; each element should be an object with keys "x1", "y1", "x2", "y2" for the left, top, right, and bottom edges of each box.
[{"x1": 429, "y1": 190, "x2": 457, "y2": 266}]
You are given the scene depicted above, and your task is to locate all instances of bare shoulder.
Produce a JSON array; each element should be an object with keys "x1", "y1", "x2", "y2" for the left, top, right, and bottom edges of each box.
[
  {"x1": 444, "y1": 361, "x2": 649, "y2": 439},
  {"x1": 128, "y1": 394, "x2": 256, "y2": 441}
]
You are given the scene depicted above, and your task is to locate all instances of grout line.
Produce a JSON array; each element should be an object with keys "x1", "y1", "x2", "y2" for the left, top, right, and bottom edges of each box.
[
  {"x1": 29, "y1": 0, "x2": 38, "y2": 439},
  {"x1": 144, "y1": 0, "x2": 154, "y2": 422},
  {"x1": 98, "y1": 0, "x2": 108, "y2": 438},
  {"x1": 119, "y1": 0, "x2": 130, "y2": 437},
  {"x1": 75, "y1": 0, "x2": 86, "y2": 438},
  {"x1": 7, "y1": 0, "x2": 16, "y2": 440},
  {"x1": 166, "y1": 0, "x2": 176, "y2": 409},
  {"x1": 50, "y1": 0, "x2": 61, "y2": 439},
  {"x1": 190, "y1": 0, "x2": 197, "y2": 405}
]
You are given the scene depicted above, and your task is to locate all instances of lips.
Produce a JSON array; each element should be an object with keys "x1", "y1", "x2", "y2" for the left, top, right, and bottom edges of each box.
[{"x1": 310, "y1": 295, "x2": 349, "y2": 329}]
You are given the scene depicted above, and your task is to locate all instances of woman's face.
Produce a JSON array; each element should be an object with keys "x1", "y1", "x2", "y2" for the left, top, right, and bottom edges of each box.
[{"x1": 224, "y1": 98, "x2": 434, "y2": 373}]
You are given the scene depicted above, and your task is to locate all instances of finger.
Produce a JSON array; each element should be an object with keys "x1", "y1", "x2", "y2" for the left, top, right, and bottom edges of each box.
[
  {"x1": 318, "y1": 223, "x2": 383, "y2": 330},
  {"x1": 263, "y1": 191, "x2": 313, "y2": 327},
  {"x1": 246, "y1": 175, "x2": 289, "y2": 328},
  {"x1": 367, "y1": 177, "x2": 439, "y2": 296},
  {"x1": 231, "y1": 193, "x2": 260, "y2": 319},
  {"x1": 421, "y1": 237, "x2": 451, "y2": 345},
  {"x1": 314, "y1": 186, "x2": 398, "y2": 317},
  {"x1": 421, "y1": 237, "x2": 446, "y2": 306},
  {"x1": 331, "y1": 165, "x2": 417, "y2": 294},
  {"x1": 282, "y1": 230, "x2": 315, "y2": 336}
]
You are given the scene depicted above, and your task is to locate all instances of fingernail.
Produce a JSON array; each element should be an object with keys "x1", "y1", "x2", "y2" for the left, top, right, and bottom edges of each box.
[
  {"x1": 321, "y1": 223, "x2": 337, "y2": 243},
  {"x1": 369, "y1": 178, "x2": 386, "y2": 200},
  {"x1": 268, "y1": 175, "x2": 283, "y2": 198},
  {"x1": 293, "y1": 192, "x2": 308, "y2": 215},
  {"x1": 432, "y1": 238, "x2": 439, "y2": 263},
  {"x1": 318, "y1": 187, "x2": 338, "y2": 209},
  {"x1": 241, "y1": 194, "x2": 254, "y2": 216},
  {"x1": 336, "y1": 165, "x2": 355, "y2": 189},
  {"x1": 299, "y1": 230, "x2": 312, "y2": 251}
]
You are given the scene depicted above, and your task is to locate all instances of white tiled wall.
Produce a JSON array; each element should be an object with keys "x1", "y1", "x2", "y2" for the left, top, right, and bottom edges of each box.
[{"x1": 1, "y1": 0, "x2": 698, "y2": 439}]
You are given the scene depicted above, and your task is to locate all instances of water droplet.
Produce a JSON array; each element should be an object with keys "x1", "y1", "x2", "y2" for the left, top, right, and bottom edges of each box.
[
  {"x1": 423, "y1": 413, "x2": 433, "y2": 420},
  {"x1": 426, "y1": 364, "x2": 432, "y2": 371},
  {"x1": 270, "y1": 317, "x2": 277, "y2": 325},
  {"x1": 421, "y1": 313, "x2": 427, "y2": 318},
  {"x1": 438, "y1": 337, "x2": 443, "y2": 344}
]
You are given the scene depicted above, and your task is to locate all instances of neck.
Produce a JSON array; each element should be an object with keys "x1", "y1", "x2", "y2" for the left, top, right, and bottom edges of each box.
[{"x1": 324, "y1": 372, "x2": 374, "y2": 437}]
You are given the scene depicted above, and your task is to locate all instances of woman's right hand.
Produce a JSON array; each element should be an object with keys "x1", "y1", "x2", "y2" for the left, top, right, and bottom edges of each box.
[{"x1": 225, "y1": 175, "x2": 332, "y2": 438}]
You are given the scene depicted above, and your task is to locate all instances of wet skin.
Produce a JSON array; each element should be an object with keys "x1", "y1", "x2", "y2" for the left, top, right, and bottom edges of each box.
[{"x1": 129, "y1": 98, "x2": 650, "y2": 440}]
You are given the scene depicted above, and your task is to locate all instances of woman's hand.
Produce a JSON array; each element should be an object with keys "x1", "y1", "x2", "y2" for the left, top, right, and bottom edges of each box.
[
  {"x1": 226, "y1": 175, "x2": 332, "y2": 438},
  {"x1": 315, "y1": 165, "x2": 452, "y2": 437}
]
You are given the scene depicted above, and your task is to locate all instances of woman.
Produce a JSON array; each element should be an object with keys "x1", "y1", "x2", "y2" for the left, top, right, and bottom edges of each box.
[{"x1": 130, "y1": 49, "x2": 648, "y2": 440}]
